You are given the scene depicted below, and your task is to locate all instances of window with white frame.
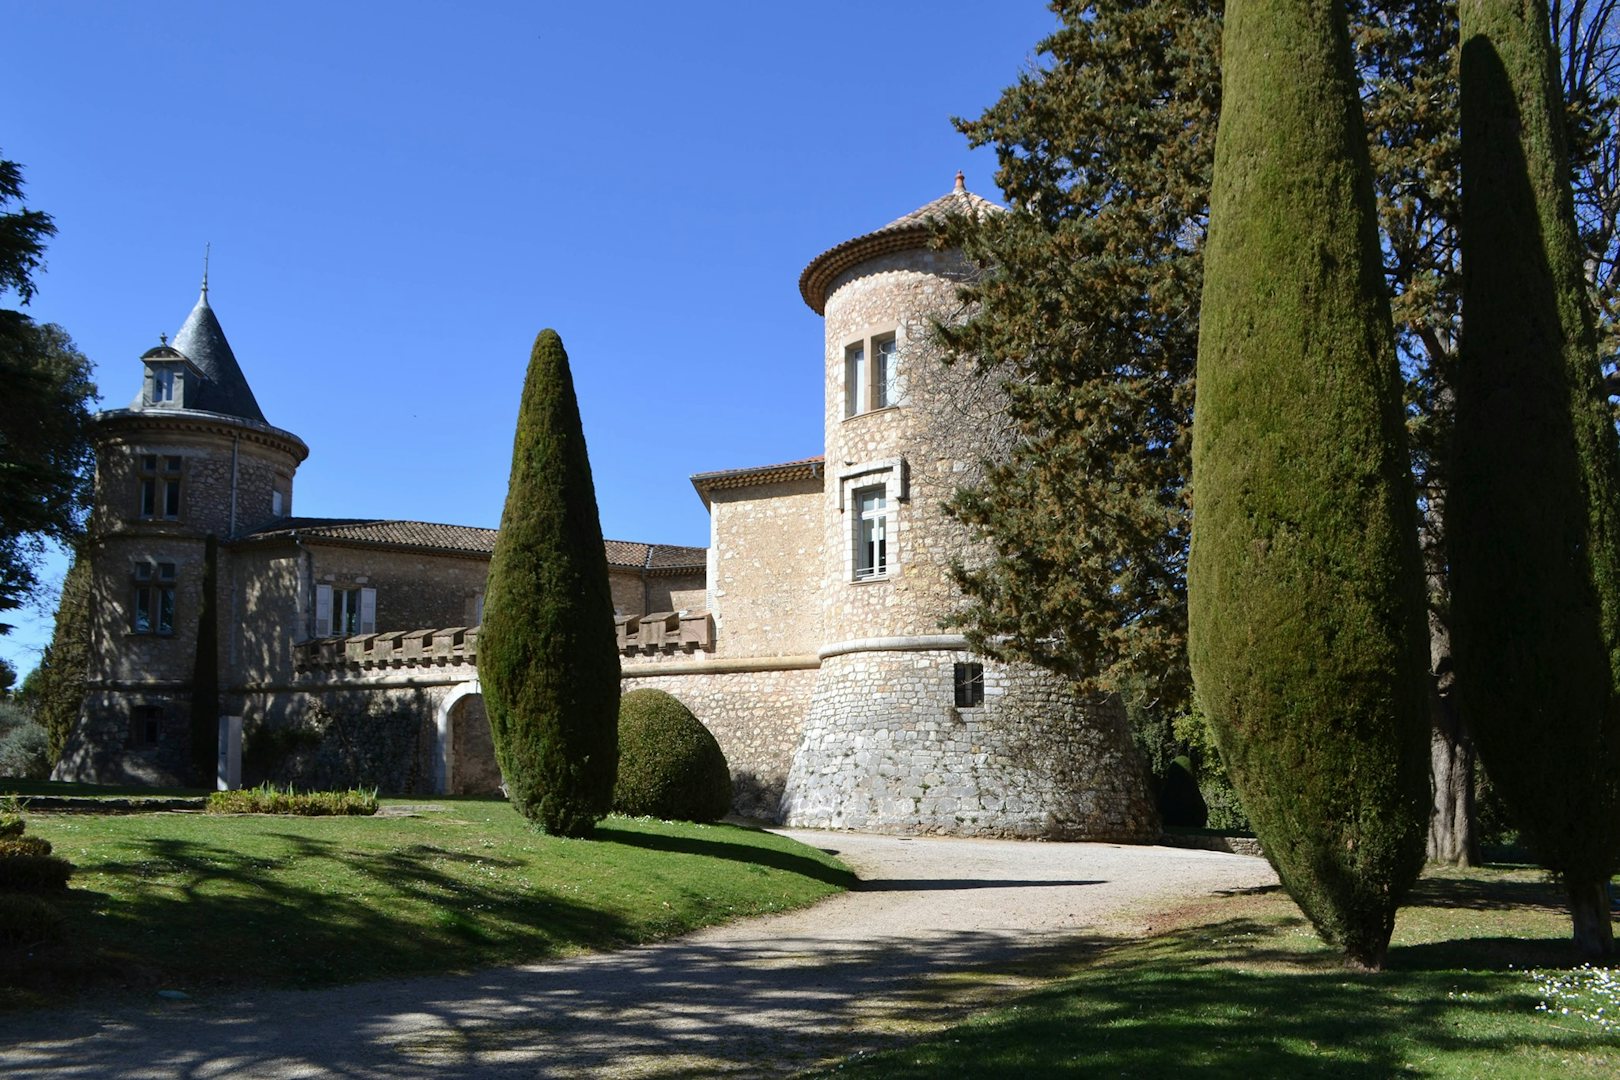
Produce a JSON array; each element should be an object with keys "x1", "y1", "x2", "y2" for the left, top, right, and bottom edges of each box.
[
  {"x1": 843, "y1": 330, "x2": 903, "y2": 417},
  {"x1": 315, "y1": 583, "x2": 376, "y2": 637},
  {"x1": 132, "y1": 560, "x2": 177, "y2": 635},
  {"x1": 152, "y1": 366, "x2": 176, "y2": 403},
  {"x1": 853, "y1": 485, "x2": 889, "y2": 580}
]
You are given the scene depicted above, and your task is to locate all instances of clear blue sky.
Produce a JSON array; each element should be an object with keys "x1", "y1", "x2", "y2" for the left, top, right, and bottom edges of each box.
[{"x1": 0, "y1": 1, "x2": 1060, "y2": 678}]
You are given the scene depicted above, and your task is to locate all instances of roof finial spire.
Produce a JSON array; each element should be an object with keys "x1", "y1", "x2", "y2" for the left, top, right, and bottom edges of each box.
[
  {"x1": 954, "y1": 170, "x2": 965, "y2": 193},
  {"x1": 201, "y1": 242, "x2": 211, "y2": 299}
]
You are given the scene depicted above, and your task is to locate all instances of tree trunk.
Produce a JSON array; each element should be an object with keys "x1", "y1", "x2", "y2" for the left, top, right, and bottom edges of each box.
[
  {"x1": 1426, "y1": 610, "x2": 1480, "y2": 865},
  {"x1": 1568, "y1": 878, "x2": 1615, "y2": 957}
]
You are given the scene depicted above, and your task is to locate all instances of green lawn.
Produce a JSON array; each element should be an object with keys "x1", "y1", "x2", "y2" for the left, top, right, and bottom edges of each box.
[
  {"x1": 818, "y1": 866, "x2": 1620, "y2": 1078},
  {"x1": 3, "y1": 798, "x2": 852, "y2": 1006}
]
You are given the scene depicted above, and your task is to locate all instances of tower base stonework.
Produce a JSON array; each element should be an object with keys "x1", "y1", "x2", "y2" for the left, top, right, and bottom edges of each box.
[{"x1": 780, "y1": 645, "x2": 1158, "y2": 840}]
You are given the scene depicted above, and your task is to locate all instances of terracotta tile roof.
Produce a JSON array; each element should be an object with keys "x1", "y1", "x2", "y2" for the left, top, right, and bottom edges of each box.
[
  {"x1": 690, "y1": 456, "x2": 825, "y2": 505},
  {"x1": 241, "y1": 518, "x2": 705, "y2": 570},
  {"x1": 244, "y1": 518, "x2": 497, "y2": 555},
  {"x1": 799, "y1": 177, "x2": 1002, "y2": 315},
  {"x1": 603, "y1": 540, "x2": 708, "y2": 572}
]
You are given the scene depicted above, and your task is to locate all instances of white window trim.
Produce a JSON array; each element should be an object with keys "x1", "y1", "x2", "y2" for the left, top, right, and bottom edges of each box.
[{"x1": 838, "y1": 459, "x2": 908, "y2": 583}]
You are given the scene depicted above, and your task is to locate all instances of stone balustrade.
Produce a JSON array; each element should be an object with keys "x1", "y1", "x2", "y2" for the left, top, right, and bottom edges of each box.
[{"x1": 294, "y1": 612, "x2": 716, "y2": 673}]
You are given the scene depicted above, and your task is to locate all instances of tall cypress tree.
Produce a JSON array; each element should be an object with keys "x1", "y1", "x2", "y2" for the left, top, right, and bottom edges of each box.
[
  {"x1": 1452, "y1": 0, "x2": 1620, "y2": 956},
  {"x1": 1189, "y1": 0, "x2": 1432, "y2": 968},
  {"x1": 481, "y1": 329, "x2": 619, "y2": 838}
]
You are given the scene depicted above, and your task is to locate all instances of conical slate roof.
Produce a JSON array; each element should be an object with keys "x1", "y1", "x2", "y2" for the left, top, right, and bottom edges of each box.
[
  {"x1": 798, "y1": 172, "x2": 1002, "y2": 315},
  {"x1": 167, "y1": 287, "x2": 267, "y2": 423}
]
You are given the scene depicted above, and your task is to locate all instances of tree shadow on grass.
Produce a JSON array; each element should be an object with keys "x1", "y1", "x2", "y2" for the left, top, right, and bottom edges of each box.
[
  {"x1": 596, "y1": 823, "x2": 857, "y2": 889},
  {"x1": 3, "y1": 830, "x2": 635, "y2": 1000}
]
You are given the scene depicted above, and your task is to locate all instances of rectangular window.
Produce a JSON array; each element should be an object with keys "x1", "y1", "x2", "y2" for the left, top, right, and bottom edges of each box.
[
  {"x1": 132, "y1": 562, "x2": 176, "y2": 635},
  {"x1": 272, "y1": 489, "x2": 284, "y2": 516},
  {"x1": 954, "y1": 662, "x2": 985, "y2": 708},
  {"x1": 137, "y1": 455, "x2": 182, "y2": 519},
  {"x1": 153, "y1": 368, "x2": 175, "y2": 403},
  {"x1": 316, "y1": 584, "x2": 376, "y2": 637},
  {"x1": 854, "y1": 486, "x2": 888, "y2": 580},
  {"x1": 844, "y1": 342, "x2": 867, "y2": 417},
  {"x1": 130, "y1": 705, "x2": 164, "y2": 746},
  {"x1": 874, "y1": 334, "x2": 900, "y2": 409}
]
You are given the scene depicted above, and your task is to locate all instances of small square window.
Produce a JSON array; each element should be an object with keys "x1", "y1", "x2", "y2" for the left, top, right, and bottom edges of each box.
[
  {"x1": 131, "y1": 705, "x2": 164, "y2": 746},
  {"x1": 142, "y1": 454, "x2": 158, "y2": 472},
  {"x1": 164, "y1": 455, "x2": 183, "y2": 473},
  {"x1": 157, "y1": 562, "x2": 176, "y2": 580},
  {"x1": 134, "y1": 563, "x2": 153, "y2": 581},
  {"x1": 954, "y1": 662, "x2": 985, "y2": 708}
]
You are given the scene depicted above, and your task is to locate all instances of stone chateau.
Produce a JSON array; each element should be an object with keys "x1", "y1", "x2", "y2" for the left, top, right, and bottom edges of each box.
[{"x1": 55, "y1": 178, "x2": 1157, "y2": 840}]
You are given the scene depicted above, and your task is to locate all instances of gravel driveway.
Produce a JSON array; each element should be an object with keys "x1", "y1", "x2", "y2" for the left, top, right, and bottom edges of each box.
[{"x1": 0, "y1": 831, "x2": 1276, "y2": 1078}]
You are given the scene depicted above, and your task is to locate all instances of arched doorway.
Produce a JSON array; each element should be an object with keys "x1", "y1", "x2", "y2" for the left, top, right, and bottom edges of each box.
[{"x1": 436, "y1": 683, "x2": 503, "y2": 795}]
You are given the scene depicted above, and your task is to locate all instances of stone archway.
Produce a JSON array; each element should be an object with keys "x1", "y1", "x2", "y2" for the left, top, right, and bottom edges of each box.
[{"x1": 435, "y1": 683, "x2": 502, "y2": 795}]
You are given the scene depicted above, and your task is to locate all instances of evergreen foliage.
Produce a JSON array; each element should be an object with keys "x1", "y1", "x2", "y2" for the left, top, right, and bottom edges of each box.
[
  {"x1": 0, "y1": 152, "x2": 95, "y2": 631},
  {"x1": 189, "y1": 534, "x2": 220, "y2": 786},
  {"x1": 1189, "y1": 0, "x2": 1433, "y2": 968},
  {"x1": 1452, "y1": 0, "x2": 1620, "y2": 956},
  {"x1": 612, "y1": 689, "x2": 732, "y2": 822},
  {"x1": 939, "y1": 0, "x2": 1220, "y2": 716},
  {"x1": 945, "y1": 0, "x2": 1620, "y2": 865},
  {"x1": 29, "y1": 547, "x2": 89, "y2": 768},
  {"x1": 481, "y1": 330, "x2": 619, "y2": 838}
]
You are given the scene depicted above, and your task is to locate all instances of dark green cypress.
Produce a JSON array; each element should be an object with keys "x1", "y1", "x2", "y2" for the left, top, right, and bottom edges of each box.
[
  {"x1": 1453, "y1": 0, "x2": 1620, "y2": 957},
  {"x1": 481, "y1": 330, "x2": 619, "y2": 838},
  {"x1": 1189, "y1": 0, "x2": 1432, "y2": 968},
  {"x1": 188, "y1": 534, "x2": 220, "y2": 785}
]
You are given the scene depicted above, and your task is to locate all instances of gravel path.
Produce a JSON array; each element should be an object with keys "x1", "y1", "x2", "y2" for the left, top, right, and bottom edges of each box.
[{"x1": 0, "y1": 831, "x2": 1276, "y2": 1078}]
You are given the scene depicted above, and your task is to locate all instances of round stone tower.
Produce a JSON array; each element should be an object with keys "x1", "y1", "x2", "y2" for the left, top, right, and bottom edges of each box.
[
  {"x1": 57, "y1": 282, "x2": 308, "y2": 784},
  {"x1": 779, "y1": 176, "x2": 1158, "y2": 840}
]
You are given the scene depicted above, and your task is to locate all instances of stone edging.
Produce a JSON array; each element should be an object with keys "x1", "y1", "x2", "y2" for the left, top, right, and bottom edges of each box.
[{"x1": 1158, "y1": 831, "x2": 1265, "y2": 858}]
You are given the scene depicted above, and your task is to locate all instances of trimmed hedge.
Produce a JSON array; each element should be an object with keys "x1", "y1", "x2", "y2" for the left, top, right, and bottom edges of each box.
[
  {"x1": 207, "y1": 783, "x2": 379, "y2": 817},
  {"x1": 613, "y1": 689, "x2": 732, "y2": 822}
]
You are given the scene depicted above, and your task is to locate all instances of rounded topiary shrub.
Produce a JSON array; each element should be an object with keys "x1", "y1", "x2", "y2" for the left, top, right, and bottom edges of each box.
[
  {"x1": 0, "y1": 853, "x2": 74, "y2": 892},
  {"x1": 0, "y1": 835, "x2": 51, "y2": 859},
  {"x1": 0, "y1": 893, "x2": 65, "y2": 945},
  {"x1": 613, "y1": 689, "x2": 732, "y2": 822}
]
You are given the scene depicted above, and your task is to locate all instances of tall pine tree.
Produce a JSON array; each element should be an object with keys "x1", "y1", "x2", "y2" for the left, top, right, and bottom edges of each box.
[
  {"x1": 1452, "y1": 0, "x2": 1620, "y2": 956},
  {"x1": 1190, "y1": 0, "x2": 1432, "y2": 969},
  {"x1": 481, "y1": 330, "x2": 619, "y2": 838}
]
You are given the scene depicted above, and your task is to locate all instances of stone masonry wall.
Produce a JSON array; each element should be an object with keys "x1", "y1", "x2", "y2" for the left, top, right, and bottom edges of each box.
[
  {"x1": 783, "y1": 651, "x2": 1158, "y2": 840},
  {"x1": 707, "y1": 478, "x2": 824, "y2": 659},
  {"x1": 621, "y1": 664, "x2": 817, "y2": 819}
]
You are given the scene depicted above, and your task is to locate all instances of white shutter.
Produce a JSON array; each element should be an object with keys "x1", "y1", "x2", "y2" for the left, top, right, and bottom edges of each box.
[
  {"x1": 315, "y1": 584, "x2": 332, "y2": 638},
  {"x1": 360, "y1": 588, "x2": 377, "y2": 634}
]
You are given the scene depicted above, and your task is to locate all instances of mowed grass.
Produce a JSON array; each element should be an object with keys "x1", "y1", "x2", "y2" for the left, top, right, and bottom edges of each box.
[
  {"x1": 3, "y1": 798, "x2": 852, "y2": 1006},
  {"x1": 819, "y1": 866, "x2": 1620, "y2": 1078}
]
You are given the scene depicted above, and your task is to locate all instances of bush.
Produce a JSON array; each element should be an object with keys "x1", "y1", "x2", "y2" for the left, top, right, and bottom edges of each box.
[
  {"x1": 613, "y1": 689, "x2": 732, "y2": 822},
  {"x1": 206, "y1": 782, "x2": 379, "y2": 817},
  {"x1": 0, "y1": 718, "x2": 51, "y2": 780},
  {"x1": 0, "y1": 853, "x2": 74, "y2": 891},
  {"x1": 0, "y1": 835, "x2": 51, "y2": 858},
  {"x1": 0, "y1": 813, "x2": 22, "y2": 839},
  {"x1": 0, "y1": 893, "x2": 65, "y2": 945}
]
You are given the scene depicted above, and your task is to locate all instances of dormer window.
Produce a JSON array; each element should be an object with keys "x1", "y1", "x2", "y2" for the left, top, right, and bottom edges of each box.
[
  {"x1": 153, "y1": 367, "x2": 176, "y2": 403},
  {"x1": 139, "y1": 347, "x2": 200, "y2": 410}
]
